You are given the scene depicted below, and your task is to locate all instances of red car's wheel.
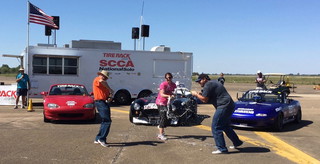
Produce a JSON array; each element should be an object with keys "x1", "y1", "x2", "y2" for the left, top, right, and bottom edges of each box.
[{"x1": 43, "y1": 112, "x2": 50, "y2": 123}]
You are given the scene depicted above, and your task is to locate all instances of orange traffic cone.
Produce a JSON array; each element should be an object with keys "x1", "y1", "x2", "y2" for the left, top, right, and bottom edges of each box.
[{"x1": 27, "y1": 99, "x2": 34, "y2": 112}]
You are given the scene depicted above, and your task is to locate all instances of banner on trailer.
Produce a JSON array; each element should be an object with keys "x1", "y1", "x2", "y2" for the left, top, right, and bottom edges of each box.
[{"x1": 0, "y1": 84, "x2": 21, "y2": 105}]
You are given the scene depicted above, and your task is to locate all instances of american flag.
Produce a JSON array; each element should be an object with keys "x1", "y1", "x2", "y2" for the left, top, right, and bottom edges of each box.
[{"x1": 28, "y1": 2, "x2": 58, "y2": 29}]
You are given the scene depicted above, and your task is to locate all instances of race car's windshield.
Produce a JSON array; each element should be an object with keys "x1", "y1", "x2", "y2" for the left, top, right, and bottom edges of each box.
[
  {"x1": 49, "y1": 84, "x2": 89, "y2": 96},
  {"x1": 241, "y1": 90, "x2": 282, "y2": 103}
]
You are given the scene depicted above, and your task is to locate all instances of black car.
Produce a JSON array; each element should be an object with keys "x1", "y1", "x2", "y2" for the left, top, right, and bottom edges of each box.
[{"x1": 129, "y1": 86, "x2": 198, "y2": 126}]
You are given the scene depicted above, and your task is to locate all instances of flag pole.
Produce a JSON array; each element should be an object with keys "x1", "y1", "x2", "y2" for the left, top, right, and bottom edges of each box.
[
  {"x1": 138, "y1": 1, "x2": 144, "y2": 50},
  {"x1": 26, "y1": 0, "x2": 30, "y2": 106},
  {"x1": 27, "y1": 0, "x2": 30, "y2": 71}
]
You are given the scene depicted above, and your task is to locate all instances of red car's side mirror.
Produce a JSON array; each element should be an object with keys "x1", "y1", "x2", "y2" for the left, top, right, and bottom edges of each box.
[{"x1": 40, "y1": 91, "x2": 48, "y2": 96}]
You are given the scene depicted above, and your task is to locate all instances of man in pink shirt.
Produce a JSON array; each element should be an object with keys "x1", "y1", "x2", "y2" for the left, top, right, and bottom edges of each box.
[{"x1": 155, "y1": 72, "x2": 176, "y2": 141}]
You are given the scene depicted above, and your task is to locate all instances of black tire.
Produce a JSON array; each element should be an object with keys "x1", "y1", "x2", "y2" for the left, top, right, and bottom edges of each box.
[
  {"x1": 114, "y1": 90, "x2": 131, "y2": 105},
  {"x1": 129, "y1": 109, "x2": 133, "y2": 123},
  {"x1": 178, "y1": 111, "x2": 193, "y2": 126},
  {"x1": 294, "y1": 110, "x2": 302, "y2": 124},
  {"x1": 190, "y1": 100, "x2": 198, "y2": 120},
  {"x1": 43, "y1": 113, "x2": 50, "y2": 123},
  {"x1": 178, "y1": 118, "x2": 187, "y2": 126},
  {"x1": 138, "y1": 90, "x2": 152, "y2": 98},
  {"x1": 273, "y1": 113, "x2": 284, "y2": 131},
  {"x1": 89, "y1": 109, "x2": 97, "y2": 122}
]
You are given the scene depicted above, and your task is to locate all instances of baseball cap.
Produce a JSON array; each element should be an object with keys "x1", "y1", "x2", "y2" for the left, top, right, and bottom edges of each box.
[{"x1": 195, "y1": 74, "x2": 210, "y2": 82}]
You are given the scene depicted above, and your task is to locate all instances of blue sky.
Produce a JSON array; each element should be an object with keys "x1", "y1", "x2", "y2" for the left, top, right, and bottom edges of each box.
[{"x1": 0, "y1": 0, "x2": 319, "y2": 74}]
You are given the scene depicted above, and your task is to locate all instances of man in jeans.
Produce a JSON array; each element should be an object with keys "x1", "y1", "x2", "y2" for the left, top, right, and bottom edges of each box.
[
  {"x1": 93, "y1": 70, "x2": 114, "y2": 147},
  {"x1": 191, "y1": 74, "x2": 243, "y2": 154}
]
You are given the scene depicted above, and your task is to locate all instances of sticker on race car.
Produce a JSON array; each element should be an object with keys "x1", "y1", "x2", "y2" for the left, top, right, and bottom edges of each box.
[
  {"x1": 143, "y1": 103, "x2": 158, "y2": 109},
  {"x1": 57, "y1": 84, "x2": 84, "y2": 88},
  {"x1": 234, "y1": 108, "x2": 254, "y2": 114},
  {"x1": 275, "y1": 107, "x2": 282, "y2": 112},
  {"x1": 248, "y1": 90, "x2": 272, "y2": 94},
  {"x1": 66, "y1": 101, "x2": 77, "y2": 106}
]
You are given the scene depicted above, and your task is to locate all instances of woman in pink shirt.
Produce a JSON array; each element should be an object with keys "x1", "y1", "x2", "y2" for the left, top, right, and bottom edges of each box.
[{"x1": 155, "y1": 72, "x2": 176, "y2": 141}]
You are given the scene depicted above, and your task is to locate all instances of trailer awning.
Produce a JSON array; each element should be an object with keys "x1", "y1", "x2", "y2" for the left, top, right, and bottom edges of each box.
[
  {"x1": 2, "y1": 54, "x2": 23, "y2": 67},
  {"x1": 2, "y1": 54, "x2": 23, "y2": 58}
]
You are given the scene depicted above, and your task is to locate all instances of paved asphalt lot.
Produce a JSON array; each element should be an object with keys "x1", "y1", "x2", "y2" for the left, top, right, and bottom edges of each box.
[{"x1": 1, "y1": 85, "x2": 320, "y2": 164}]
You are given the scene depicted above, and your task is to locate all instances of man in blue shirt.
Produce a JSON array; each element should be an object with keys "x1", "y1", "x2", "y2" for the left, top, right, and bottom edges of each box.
[
  {"x1": 14, "y1": 68, "x2": 31, "y2": 109},
  {"x1": 192, "y1": 74, "x2": 243, "y2": 154}
]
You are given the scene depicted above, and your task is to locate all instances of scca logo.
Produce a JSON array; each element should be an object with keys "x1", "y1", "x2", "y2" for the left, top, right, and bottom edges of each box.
[
  {"x1": 99, "y1": 60, "x2": 135, "y2": 67},
  {"x1": 0, "y1": 90, "x2": 17, "y2": 99}
]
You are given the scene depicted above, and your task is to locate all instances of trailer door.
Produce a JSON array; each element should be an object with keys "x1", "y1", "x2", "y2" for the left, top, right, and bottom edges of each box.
[{"x1": 153, "y1": 59, "x2": 187, "y2": 77}]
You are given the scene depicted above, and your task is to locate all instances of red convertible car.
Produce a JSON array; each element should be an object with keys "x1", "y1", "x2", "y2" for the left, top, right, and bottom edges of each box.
[{"x1": 41, "y1": 84, "x2": 96, "y2": 122}]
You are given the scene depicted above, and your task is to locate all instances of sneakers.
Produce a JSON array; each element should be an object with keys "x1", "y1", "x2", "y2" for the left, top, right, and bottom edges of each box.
[
  {"x1": 13, "y1": 106, "x2": 25, "y2": 109},
  {"x1": 96, "y1": 140, "x2": 108, "y2": 147},
  {"x1": 229, "y1": 141, "x2": 244, "y2": 149},
  {"x1": 157, "y1": 134, "x2": 167, "y2": 141},
  {"x1": 212, "y1": 150, "x2": 228, "y2": 154},
  {"x1": 157, "y1": 125, "x2": 165, "y2": 135}
]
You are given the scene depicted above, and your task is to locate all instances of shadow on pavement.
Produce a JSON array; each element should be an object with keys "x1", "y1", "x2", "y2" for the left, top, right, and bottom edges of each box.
[
  {"x1": 167, "y1": 135, "x2": 213, "y2": 141},
  {"x1": 107, "y1": 141, "x2": 164, "y2": 147},
  {"x1": 229, "y1": 147, "x2": 271, "y2": 154},
  {"x1": 279, "y1": 120, "x2": 313, "y2": 132},
  {"x1": 233, "y1": 120, "x2": 313, "y2": 133},
  {"x1": 166, "y1": 135, "x2": 271, "y2": 154}
]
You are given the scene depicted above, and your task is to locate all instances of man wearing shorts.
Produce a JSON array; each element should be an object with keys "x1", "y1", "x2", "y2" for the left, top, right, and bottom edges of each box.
[{"x1": 14, "y1": 68, "x2": 31, "y2": 109}]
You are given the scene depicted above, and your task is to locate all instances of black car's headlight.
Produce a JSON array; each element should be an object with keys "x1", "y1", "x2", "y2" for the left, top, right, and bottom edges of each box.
[
  {"x1": 47, "y1": 103, "x2": 59, "y2": 109},
  {"x1": 171, "y1": 104, "x2": 177, "y2": 112},
  {"x1": 83, "y1": 103, "x2": 94, "y2": 108},
  {"x1": 133, "y1": 103, "x2": 141, "y2": 110},
  {"x1": 181, "y1": 101, "x2": 186, "y2": 106},
  {"x1": 171, "y1": 100, "x2": 183, "y2": 112}
]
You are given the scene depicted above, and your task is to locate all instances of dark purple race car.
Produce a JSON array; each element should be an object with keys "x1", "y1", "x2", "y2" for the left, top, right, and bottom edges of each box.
[{"x1": 231, "y1": 89, "x2": 302, "y2": 131}]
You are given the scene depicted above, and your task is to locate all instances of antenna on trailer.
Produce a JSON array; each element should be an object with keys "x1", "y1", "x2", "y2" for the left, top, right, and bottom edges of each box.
[
  {"x1": 132, "y1": 1, "x2": 149, "y2": 50},
  {"x1": 138, "y1": 1, "x2": 144, "y2": 50}
]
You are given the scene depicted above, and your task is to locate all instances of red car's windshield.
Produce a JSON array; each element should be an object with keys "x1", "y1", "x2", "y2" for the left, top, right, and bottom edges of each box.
[{"x1": 49, "y1": 84, "x2": 88, "y2": 96}]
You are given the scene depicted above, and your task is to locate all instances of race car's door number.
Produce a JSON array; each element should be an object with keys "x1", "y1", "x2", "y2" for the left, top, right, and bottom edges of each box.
[{"x1": 144, "y1": 103, "x2": 158, "y2": 109}]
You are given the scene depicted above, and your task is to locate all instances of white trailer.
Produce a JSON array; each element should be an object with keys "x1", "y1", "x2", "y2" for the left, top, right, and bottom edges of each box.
[{"x1": 22, "y1": 40, "x2": 193, "y2": 104}]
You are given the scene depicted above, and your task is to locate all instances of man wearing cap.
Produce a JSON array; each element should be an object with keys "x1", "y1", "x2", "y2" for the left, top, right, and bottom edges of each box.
[
  {"x1": 256, "y1": 70, "x2": 266, "y2": 89},
  {"x1": 93, "y1": 70, "x2": 114, "y2": 147},
  {"x1": 217, "y1": 72, "x2": 225, "y2": 85},
  {"x1": 191, "y1": 74, "x2": 243, "y2": 154},
  {"x1": 14, "y1": 68, "x2": 31, "y2": 109}
]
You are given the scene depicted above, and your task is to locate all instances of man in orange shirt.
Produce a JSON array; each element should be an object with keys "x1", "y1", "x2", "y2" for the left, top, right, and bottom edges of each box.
[{"x1": 93, "y1": 70, "x2": 114, "y2": 147}]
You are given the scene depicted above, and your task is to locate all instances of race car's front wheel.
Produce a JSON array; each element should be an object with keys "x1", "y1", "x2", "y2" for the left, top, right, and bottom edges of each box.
[
  {"x1": 273, "y1": 113, "x2": 284, "y2": 131},
  {"x1": 43, "y1": 113, "x2": 50, "y2": 123},
  {"x1": 129, "y1": 109, "x2": 133, "y2": 123},
  {"x1": 294, "y1": 109, "x2": 302, "y2": 124}
]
